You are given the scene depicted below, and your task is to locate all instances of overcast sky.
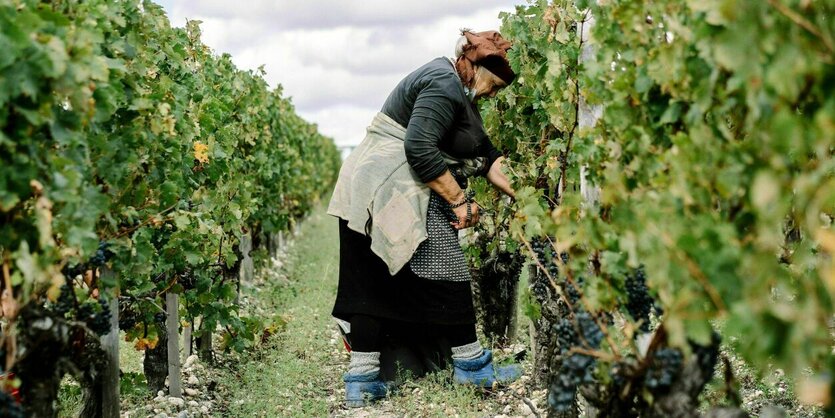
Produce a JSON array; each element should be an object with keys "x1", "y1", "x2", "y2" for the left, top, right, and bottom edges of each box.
[{"x1": 154, "y1": 0, "x2": 520, "y2": 147}]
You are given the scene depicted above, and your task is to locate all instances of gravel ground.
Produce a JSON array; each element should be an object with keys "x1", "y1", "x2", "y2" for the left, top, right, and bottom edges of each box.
[{"x1": 701, "y1": 344, "x2": 825, "y2": 418}]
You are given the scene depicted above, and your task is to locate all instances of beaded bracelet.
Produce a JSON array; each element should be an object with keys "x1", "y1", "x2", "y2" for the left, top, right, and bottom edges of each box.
[
  {"x1": 449, "y1": 196, "x2": 469, "y2": 209},
  {"x1": 449, "y1": 191, "x2": 474, "y2": 209}
]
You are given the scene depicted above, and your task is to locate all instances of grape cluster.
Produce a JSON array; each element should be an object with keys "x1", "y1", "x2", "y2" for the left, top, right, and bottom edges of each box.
[
  {"x1": 554, "y1": 318, "x2": 576, "y2": 354},
  {"x1": 89, "y1": 241, "x2": 114, "y2": 267},
  {"x1": 60, "y1": 241, "x2": 114, "y2": 282},
  {"x1": 692, "y1": 331, "x2": 722, "y2": 377},
  {"x1": 53, "y1": 284, "x2": 75, "y2": 315},
  {"x1": 625, "y1": 268, "x2": 653, "y2": 332},
  {"x1": 576, "y1": 311, "x2": 604, "y2": 347},
  {"x1": 549, "y1": 351, "x2": 596, "y2": 411},
  {"x1": 548, "y1": 310, "x2": 604, "y2": 412},
  {"x1": 78, "y1": 299, "x2": 112, "y2": 336},
  {"x1": 530, "y1": 238, "x2": 570, "y2": 282},
  {"x1": 530, "y1": 238, "x2": 553, "y2": 266},
  {"x1": 528, "y1": 238, "x2": 554, "y2": 300},
  {"x1": 644, "y1": 347, "x2": 683, "y2": 390},
  {"x1": 178, "y1": 268, "x2": 196, "y2": 289},
  {"x1": 564, "y1": 277, "x2": 583, "y2": 305},
  {"x1": 62, "y1": 263, "x2": 86, "y2": 279},
  {"x1": 119, "y1": 299, "x2": 140, "y2": 331},
  {"x1": 0, "y1": 391, "x2": 23, "y2": 418}
]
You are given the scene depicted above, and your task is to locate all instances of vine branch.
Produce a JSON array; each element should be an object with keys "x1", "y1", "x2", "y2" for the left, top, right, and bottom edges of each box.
[
  {"x1": 109, "y1": 201, "x2": 180, "y2": 239},
  {"x1": 766, "y1": 0, "x2": 834, "y2": 55}
]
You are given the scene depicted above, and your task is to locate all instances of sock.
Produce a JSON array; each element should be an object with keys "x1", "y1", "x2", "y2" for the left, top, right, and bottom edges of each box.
[
  {"x1": 451, "y1": 341, "x2": 484, "y2": 361},
  {"x1": 347, "y1": 351, "x2": 381, "y2": 376}
]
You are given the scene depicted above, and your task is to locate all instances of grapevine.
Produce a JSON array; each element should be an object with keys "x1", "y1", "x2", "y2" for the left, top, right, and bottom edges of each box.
[
  {"x1": 0, "y1": 0, "x2": 340, "y2": 415},
  {"x1": 476, "y1": 0, "x2": 834, "y2": 414}
]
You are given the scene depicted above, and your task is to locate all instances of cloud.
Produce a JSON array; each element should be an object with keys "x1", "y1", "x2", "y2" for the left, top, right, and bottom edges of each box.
[
  {"x1": 162, "y1": 1, "x2": 519, "y2": 145},
  {"x1": 299, "y1": 105, "x2": 377, "y2": 147},
  {"x1": 170, "y1": 0, "x2": 514, "y2": 29}
]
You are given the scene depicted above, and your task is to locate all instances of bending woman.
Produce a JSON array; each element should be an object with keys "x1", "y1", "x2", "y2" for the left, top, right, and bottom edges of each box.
[{"x1": 328, "y1": 29, "x2": 518, "y2": 407}]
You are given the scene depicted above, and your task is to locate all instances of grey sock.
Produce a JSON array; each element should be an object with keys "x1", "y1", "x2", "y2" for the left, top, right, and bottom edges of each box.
[
  {"x1": 451, "y1": 341, "x2": 484, "y2": 361},
  {"x1": 348, "y1": 351, "x2": 381, "y2": 376}
]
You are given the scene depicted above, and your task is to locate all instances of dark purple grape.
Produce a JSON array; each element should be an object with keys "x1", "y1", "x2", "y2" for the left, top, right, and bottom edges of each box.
[
  {"x1": 691, "y1": 331, "x2": 721, "y2": 377},
  {"x1": 625, "y1": 267, "x2": 652, "y2": 332},
  {"x1": 645, "y1": 347, "x2": 683, "y2": 390},
  {"x1": 53, "y1": 285, "x2": 74, "y2": 315},
  {"x1": 548, "y1": 309, "x2": 604, "y2": 412},
  {"x1": 89, "y1": 241, "x2": 114, "y2": 267},
  {"x1": 554, "y1": 318, "x2": 576, "y2": 355},
  {"x1": 78, "y1": 299, "x2": 112, "y2": 336}
]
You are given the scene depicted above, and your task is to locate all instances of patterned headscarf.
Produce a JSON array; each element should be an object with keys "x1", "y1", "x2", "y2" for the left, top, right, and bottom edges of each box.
[{"x1": 455, "y1": 30, "x2": 516, "y2": 86}]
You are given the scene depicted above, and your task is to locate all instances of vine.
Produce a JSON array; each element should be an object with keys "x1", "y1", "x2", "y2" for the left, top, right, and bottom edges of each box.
[
  {"x1": 476, "y1": 0, "x2": 835, "y2": 415},
  {"x1": 0, "y1": 0, "x2": 340, "y2": 414}
]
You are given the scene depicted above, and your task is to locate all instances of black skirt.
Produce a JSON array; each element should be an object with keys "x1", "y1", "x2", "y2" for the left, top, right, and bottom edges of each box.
[{"x1": 331, "y1": 218, "x2": 476, "y2": 325}]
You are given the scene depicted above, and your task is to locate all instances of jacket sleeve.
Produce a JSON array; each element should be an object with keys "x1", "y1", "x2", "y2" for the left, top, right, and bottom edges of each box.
[
  {"x1": 480, "y1": 136, "x2": 503, "y2": 176},
  {"x1": 403, "y1": 73, "x2": 461, "y2": 182}
]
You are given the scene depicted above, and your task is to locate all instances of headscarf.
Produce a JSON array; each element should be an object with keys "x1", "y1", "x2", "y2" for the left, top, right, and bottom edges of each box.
[{"x1": 455, "y1": 30, "x2": 516, "y2": 86}]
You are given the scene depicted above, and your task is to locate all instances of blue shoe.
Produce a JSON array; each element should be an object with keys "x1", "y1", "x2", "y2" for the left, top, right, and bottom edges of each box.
[
  {"x1": 452, "y1": 349, "x2": 522, "y2": 388},
  {"x1": 344, "y1": 372, "x2": 391, "y2": 407}
]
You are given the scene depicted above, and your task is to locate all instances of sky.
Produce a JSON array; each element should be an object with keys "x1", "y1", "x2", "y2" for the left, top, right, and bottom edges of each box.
[{"x1": 154, "y1": 0, "x2": 521, "y2": 148}]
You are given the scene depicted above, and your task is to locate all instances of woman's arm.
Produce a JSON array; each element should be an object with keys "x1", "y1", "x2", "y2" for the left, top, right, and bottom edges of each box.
[
  {"x1": 486, "y1": 156, "x2": 515, "y2": 199},
  {"x1": 425, "y1": 171, "x2": 480, "y2": 230}
]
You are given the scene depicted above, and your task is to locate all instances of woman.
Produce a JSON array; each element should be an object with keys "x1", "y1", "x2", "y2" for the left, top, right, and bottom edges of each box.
[{"x1": 328, "y1": 29, "x2": 518, "y2": 407}]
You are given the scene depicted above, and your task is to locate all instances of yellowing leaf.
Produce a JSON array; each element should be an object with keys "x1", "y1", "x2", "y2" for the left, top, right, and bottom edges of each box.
[
  {"x1": 133, "y1": 336, "x2": 159, "y2": 351},
  {"x1": 193, "y1": 141, "x2": 209, "y2": 164}
]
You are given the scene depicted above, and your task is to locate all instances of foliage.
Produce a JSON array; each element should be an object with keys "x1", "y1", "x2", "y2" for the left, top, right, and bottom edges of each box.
[
  {"x1": 0, "y1": 0, "x2": 340, "y2": 388},
  {"x1": 481, "y1": 0, "x2": 835, "y2": 413}
]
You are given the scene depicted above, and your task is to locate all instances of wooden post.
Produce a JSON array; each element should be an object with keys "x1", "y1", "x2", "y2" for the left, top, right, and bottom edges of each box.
[
  {"x1": 506, "y1": 278, "x2": 519, "y2": 344},
  {"x1": 240, "y1": 233, "x2": 254, "y2": 283},
  {"x1": 196, "y1": 317, "x2": 213, "y2": 362},
  {"x1": 577, "y1": 10, "x2": 602, "y2": 208},
  {"x1": 101, "y1": 267, "x2": 120, "y2": 418},
  {"x1": 165, "y1": 293, "x2": 182, "y2": 398},
  {"x1": 278, "y1": 231, "x2": 286, "y2": 253},
  {"x1": 271, "y1": 232, "x2": 280, "y2": 259},
  {"x1": 182, "y1": 324, "x2": 192, "y2": 362},
  {"x1": 576, "y1": 8, "x2": 601, "y2": 418}
]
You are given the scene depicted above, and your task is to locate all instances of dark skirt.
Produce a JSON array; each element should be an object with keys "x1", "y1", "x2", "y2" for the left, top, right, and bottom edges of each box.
[{"x1": 331, "y1": 218, "x2": 476, "y2": 325}]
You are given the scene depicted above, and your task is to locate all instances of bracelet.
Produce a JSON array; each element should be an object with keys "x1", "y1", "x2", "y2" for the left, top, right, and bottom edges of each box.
[
  {"x1": 449, "y1": 191, "x2": 473, "y2": 209},
  {"x1": 450, "y1": 196, "x2": 469, "y2": 208},
  {"x1": 465, "y1": 201, "x2": 472, "y2": 223}
]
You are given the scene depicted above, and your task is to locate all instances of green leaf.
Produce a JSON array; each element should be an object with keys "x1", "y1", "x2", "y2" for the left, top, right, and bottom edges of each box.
[{"x1": 159, "y1": 180, "x2": 179, "y2": 207}]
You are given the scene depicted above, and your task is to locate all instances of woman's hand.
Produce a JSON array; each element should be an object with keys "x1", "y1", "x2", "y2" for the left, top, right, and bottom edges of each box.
[
  {"x1": 451, "y1": 201, "x2": 480, "y2": 230},
  {"x1": 425, "y1": 170, "x2": 478, "y2": 229},
  {"x1": 486, "y1": 157, "x2": 515, "y2": 199}
]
